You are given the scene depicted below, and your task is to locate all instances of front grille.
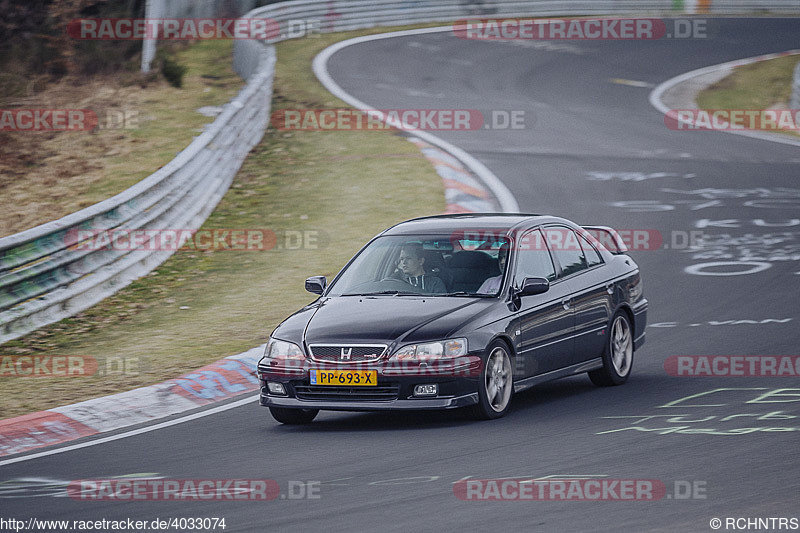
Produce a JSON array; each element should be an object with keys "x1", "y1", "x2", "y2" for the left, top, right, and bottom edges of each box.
[
  {"x1": 294, "y1": 384, "x2": 399, "y2": 401},
  {"x1": 308, "y1": 344, "x2": 387, "y2": 363}
]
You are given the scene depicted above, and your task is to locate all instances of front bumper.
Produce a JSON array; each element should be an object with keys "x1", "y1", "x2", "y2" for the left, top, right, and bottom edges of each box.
[
  {"x1": 260, "y1": 393, "x2": 478, "y2": 411},
  {"x1": 258, "y1": 356, "x2": 482, "y2": 412},
  {"x1": 632, "y1": 298, "x2": 648, "y2": 351}
]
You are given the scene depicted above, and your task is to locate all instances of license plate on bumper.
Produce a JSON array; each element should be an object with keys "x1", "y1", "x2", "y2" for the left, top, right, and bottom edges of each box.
[{"x1": 310, "y1": 370, "x2": 377, "y2": 386}]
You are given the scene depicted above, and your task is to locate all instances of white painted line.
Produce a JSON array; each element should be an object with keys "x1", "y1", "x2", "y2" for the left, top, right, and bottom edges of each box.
[
  {"x1": 0, "y1": 395, "x2": 258, "y2": 467},
  {"x1": 609, "y1": 78, "x2": 653, "y2": 88},
  {"x1": 312, "y1": 26, "x2": 519, "y2": 214},
  {"x1": 649, "y1": 50, "x2": 800, "y2": 148},
  {"x1": 0, "y1": 346, "x2": 264, "y2": 461}
]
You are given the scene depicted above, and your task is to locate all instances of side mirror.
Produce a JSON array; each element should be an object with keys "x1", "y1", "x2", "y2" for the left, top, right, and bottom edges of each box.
[
  {"x1": 518, "y1": 276, "x2": 549, "y2": 296},
  {"x1": 305, "y1": 276, "x2": 326, "y2": 295}
]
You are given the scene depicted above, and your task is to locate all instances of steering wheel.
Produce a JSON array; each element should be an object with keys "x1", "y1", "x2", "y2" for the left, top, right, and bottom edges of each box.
[{"x1": 378, "y1": 277, "x2": 418, "y2": 290}]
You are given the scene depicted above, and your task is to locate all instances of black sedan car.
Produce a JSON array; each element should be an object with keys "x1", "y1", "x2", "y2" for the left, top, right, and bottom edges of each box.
[{"x1": 258, "y1": 214, "x2": 647, "y2": 423}]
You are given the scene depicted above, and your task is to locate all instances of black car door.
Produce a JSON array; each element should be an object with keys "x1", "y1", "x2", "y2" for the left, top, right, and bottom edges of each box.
[
  {"x1": 569, "y1": 231, "x2": 613, "y2": 364},
  {"x1": 544, "y1": 226, "x2": 612, "y2": 366},
  {"x1": 510, "y1": 228, "x2": 575, "y2": 377}
]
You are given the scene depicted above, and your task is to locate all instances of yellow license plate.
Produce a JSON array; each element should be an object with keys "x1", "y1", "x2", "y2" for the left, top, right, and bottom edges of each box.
[{"x1": 310, "y1": 370, "x2": 377, "y2": 386}]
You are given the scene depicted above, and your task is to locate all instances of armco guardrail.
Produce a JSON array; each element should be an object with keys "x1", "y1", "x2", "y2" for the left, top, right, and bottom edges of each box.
[
  {"x1": 0, "y1": 46, "x2": 275, "y2": 344},
  {"x1": 2, "y1": 1, "x2": 798, "y2": 344},
  {"x1": 791, "y1": 59, "x2": 800, "y2": 110},
  {"x1": 246, "y1": 0, "x2": 800, "y2": 40}
]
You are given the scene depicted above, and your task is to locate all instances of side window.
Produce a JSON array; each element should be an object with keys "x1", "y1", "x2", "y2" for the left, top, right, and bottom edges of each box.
[
  {"x1": 514, "y1": 229, "x2": 556, "y2": 285},
  {"x1": 578, "y1": 233, "x2": 603, "y2": 267},
  {"x1": 543, "y1": 227, "x2": 587, "y2": 278}
]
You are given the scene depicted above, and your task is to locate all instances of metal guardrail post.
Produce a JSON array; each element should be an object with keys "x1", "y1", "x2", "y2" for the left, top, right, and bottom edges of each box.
[{"x1": 140, "y1": 0, "x2": 159, "y2": 73}]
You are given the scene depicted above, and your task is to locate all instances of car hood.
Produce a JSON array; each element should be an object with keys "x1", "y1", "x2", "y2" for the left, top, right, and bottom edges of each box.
[{"x1": 298, "y1": 295, "x2": 488, "y2": 347}]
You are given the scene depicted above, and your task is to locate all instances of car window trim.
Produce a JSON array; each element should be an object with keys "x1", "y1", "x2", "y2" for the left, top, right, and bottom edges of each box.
[
  {"x1": 510, "y1": 227, "x2": 558, "y2": 289},
  {"x1": 542, "y1": 224, "x2": 590, "y2": 281},
  {"x1": 576, "y1": 230, "x2": 605, "y2": 267}
]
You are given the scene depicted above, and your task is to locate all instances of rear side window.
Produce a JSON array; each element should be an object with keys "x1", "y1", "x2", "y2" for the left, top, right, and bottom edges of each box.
[
  {"x1": 578, "y1": 233, "x2": 603, "y2": 267},
  {"x1": 514, "y1": 229, "x2": 556, "y2": 284},
  {"x1": 543, "y1": 227, "x2": 587, "y2": 278}
]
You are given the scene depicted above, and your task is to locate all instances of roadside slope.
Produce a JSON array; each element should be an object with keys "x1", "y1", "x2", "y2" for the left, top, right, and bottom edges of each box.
[{"x1": 0, "y1": 28, "x2": 446, "y2": 420}]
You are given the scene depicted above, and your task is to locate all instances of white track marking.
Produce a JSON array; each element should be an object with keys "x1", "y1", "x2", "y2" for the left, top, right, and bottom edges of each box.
[
  {"x1": 0, "y1": 395, "x2": 258, "y2": 467},
  {"x1": 312, "y1": 26, "x2": 520, "y2": 213},
  {"x1": 649, "y1": 51, "x2": 800, "y2": 148}
]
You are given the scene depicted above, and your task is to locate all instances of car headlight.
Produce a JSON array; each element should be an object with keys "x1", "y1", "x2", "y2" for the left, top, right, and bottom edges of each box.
[
  {"x1": 392, "y1": 338, "x2": 467, "y2": 361},
  {"x1": 264, "y1": 337, "x2": 305, "y2": 361}
]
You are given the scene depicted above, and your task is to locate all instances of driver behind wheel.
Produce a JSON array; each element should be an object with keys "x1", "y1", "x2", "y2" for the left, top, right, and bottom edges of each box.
[
  {"x1": 396, "y1": 242, "x2": 446, "y2": 294},
  {"x1": 477, "y1": 243, "x2": 509, "y2": 295}
]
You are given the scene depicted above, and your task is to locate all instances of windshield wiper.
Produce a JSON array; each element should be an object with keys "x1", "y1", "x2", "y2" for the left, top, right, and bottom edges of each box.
[
  {"x1": 443, "y1": 292, "x2": 493, "y2": 297},
  {"x1": 344, "y1": 290, "x2": 422, "y2": 296}
]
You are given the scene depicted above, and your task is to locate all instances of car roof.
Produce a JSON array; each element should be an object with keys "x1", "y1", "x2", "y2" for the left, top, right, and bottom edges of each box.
[{"x1": 380, "y1": 213, "x2": 567, "y2": 236}]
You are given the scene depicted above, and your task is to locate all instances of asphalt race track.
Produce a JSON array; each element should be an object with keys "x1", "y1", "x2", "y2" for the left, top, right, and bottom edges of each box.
[{"x1": 2, "y1": 18, "x2": 799, "y2": 532}]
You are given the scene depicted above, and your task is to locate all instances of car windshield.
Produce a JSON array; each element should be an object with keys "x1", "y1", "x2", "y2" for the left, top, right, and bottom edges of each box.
[{"x1": 327, "y1": 234, "x2": 510, "y2": 297}]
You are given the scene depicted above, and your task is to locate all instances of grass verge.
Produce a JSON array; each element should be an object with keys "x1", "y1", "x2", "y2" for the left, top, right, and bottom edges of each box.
[
  {"x1": 696, "y1": 54, "x2": 800, "y2": 137},
  {"x1": 0, "y1": 28, "x2": 446, "y2": 419},
  {"x1": 0, "y1": 40, "x2": 242, "y2": 238}
]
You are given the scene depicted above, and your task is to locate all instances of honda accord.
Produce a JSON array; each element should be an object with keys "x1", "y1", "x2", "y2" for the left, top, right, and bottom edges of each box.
[{"x1": 257, "y1": 214, "x2": 647, "y2": 423}]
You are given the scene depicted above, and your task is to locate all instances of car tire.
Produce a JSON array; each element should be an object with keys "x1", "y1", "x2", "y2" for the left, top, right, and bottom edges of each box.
[
  {"x1": 589, "y1": 311, "x2": 634, "y2": 387},
  {"x1": 269, "y1": 406, "x2": 319, "y2": 425},
  {"x1": 472, "y1": 340, "x2": 514, "y2": 420}
]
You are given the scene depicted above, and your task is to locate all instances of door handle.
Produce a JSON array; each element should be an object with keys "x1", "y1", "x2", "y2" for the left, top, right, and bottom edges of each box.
[{"x1": 562, "y1": 298, "x2": 571, "y2": 310}]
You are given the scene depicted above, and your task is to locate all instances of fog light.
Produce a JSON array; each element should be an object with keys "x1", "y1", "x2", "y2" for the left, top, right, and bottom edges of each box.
[
  {"x1": 413, "y1": 384, "x2": 438, "y2": 397},
  {"x1": 267, "y1": 382, "x2": 286, "y2": 395}
]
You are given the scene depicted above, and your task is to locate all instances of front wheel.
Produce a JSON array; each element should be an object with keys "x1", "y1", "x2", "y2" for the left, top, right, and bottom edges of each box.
[
  {"x1": 589, "y1": 311, "x2": 634, "y2": 386},
  {"x1": 472, "y1": 341, "x2": 514, "y2": 420},
  {"x1": 269, "y1": 406, "x2": 319, "y2": 425}
]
